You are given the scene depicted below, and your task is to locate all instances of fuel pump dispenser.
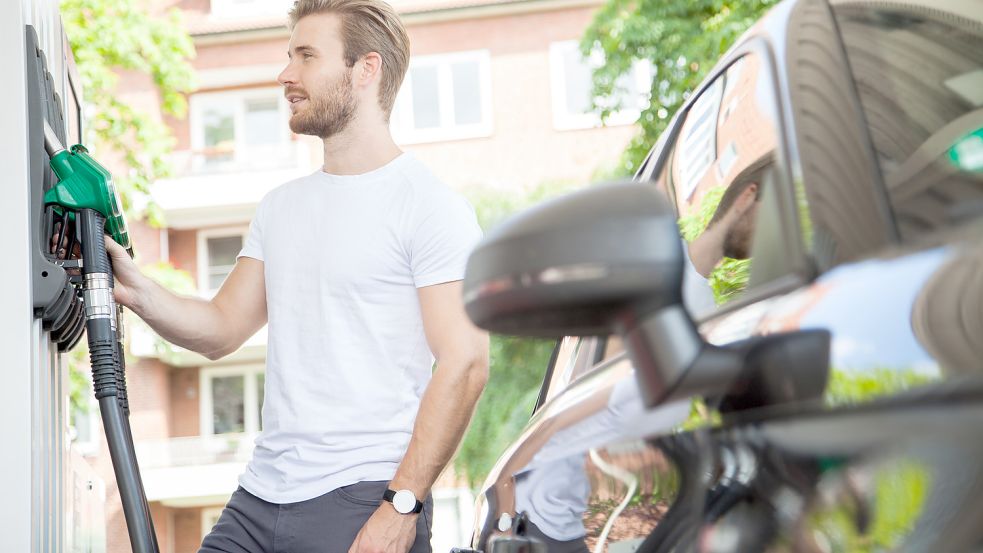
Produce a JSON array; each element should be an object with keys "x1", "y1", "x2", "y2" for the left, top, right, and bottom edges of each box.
[
  {"x1": 42, "y1": 122, "x2": 160, "y2": 553},
  {"x1": 3, "y1": 6, "x2": 109, "y2": 549}
]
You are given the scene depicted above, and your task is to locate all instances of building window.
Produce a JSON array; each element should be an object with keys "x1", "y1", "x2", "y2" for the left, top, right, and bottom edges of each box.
[
  {"x1": 549, "y1": 40, "x2": 652, "y2": 130},
  {"x1": 189, "y1": 88, "x2": 294, "y2": 173},
  {"x1": 200, "y1": 365, "x2": 265, "y2": 436},
  {"x1": 197, "y1": 227, "x2": 248, "y2": 294},
  {"x1": 390, "y1": 50, "x2": 493, "y2": 144},
  {"x1": 210, "y1": 0, "x2": 293, "y2": 18}
]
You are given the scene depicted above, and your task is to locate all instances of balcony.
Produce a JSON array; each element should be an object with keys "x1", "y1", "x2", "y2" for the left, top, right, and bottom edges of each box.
[
  {"x1": 152, "y1": 141, "x2": 315, "y2": 229},
  {"x1": 129, "y1": 319, "x2": 267, "y2": 367},
  {"x1": 136, "y1": 433, "x2": 257, "y2": 506},
  {"x1": 170, "y1": 141, "x2": 308, "y2": 177}
]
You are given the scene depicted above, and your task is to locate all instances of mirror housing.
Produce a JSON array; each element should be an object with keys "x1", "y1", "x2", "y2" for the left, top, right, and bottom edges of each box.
[
  {"x1": 463, "y1": 182, "x2": 738, "y2": 406},
  {"x1": 463, "y1": 182, "x2": 684, "y2": 337}
]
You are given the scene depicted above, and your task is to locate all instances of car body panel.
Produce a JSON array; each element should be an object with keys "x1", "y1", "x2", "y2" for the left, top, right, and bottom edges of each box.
[{"x1": 464, "y1": 0, "x2": 982, "y2": 550}]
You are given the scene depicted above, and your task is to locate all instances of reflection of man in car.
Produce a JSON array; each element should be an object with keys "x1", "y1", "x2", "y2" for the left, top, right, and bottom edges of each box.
[{"x1": 687, "y1": 155, "x2": 772, "y2": 279}]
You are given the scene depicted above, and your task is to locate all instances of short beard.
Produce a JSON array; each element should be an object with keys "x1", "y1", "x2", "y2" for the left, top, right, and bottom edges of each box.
[
  {"x1": 722, "y1": 221, "x2": 752, "y2": 259},
  {"x1": 289, "y1": 70, "x2": 357, "y2": 139}
]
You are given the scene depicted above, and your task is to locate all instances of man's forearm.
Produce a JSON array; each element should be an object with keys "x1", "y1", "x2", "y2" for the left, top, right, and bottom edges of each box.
[
  {"x1": 390, "y1": 357, "x2": 489, "y2": 497},
  {"x1": 129, "y1": 277, "x2": 234, "y2": 360}
]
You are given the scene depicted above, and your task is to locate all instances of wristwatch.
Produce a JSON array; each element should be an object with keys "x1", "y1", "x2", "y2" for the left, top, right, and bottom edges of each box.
[{"x1": 383, "y1": 488, "x2": 423, "y2": 514}]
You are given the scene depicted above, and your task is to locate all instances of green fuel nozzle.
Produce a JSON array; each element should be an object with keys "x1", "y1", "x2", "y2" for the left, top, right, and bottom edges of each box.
[
  {"x1": 42, "y1": 121, "x2": 131, "y2": 250},
  {"x1": 42, "y1": 120, "x2": 158, "y2": 553}
]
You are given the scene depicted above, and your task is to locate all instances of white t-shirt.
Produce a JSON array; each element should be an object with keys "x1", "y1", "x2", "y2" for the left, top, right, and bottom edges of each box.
[
  {"x1": 236, "y1": 153, "x2": 483, "y2": 503},
  {"x1": 682, "y1": 243, "x2": 716, "y2": 319}
]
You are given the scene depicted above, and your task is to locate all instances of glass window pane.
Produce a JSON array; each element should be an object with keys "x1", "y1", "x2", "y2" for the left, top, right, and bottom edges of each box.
[
  {"x1": 834, "y1": 4, "x2": 983, "y2": 237},
  {"x1": 207, "y1": 235, "x2": 243, "y2": 290},
  {"x1": 208, "y1": 271, "x2": 231, "y2": 291},
  {"x1": 244, "y1": 97, "x2": 280, "y2": 145},
  {"x1": 211, "y1": 375, "x2": 245, "y2": 434},
  {"x1": 660, "y1": 52, "x2": 780, "y2": 312},
  {"x1": 563, "y1": 48, "x2": 593, "y2": 115},
  {"x1": 203, "y1": 105, "x2": 235, "y2": 165},
  {"x1": 203, "y1": 107, "x2": 235, "y2": 147},
  {"x1": 208, "y1": 236, "x2": 243, "y2": 267},
  {"x1": 451, "y1": 61, "x2": 482, "y2": 126},
  {"x1": 411, "y1": 66, "x2": 441, "y2": 129}
]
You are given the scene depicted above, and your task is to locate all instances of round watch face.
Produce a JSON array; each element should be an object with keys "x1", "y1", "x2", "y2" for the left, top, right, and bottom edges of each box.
[
  {"x1": 497, "y1": 512, "x2": 513, "y2": 532},
  {"x1": 392, "y1": 489, "x2": 417, "y2": 514}
]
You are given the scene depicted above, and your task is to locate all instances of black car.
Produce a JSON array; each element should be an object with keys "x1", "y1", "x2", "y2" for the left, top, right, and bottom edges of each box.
[{"x1": 458, "y1": 0, "x2": 983, "y2": 551}]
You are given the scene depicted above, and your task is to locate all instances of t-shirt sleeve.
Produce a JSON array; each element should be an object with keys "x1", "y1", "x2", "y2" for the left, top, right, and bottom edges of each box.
[
  {"x1": 411, "y1": 191, "x2": 483, "y2": 288},
  {"x1": 238, "y1": 196, "x2": 267, "y2": 261}
]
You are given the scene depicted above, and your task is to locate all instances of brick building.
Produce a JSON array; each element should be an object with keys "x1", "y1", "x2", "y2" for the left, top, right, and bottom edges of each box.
[{"x1": 71, "y1": 0, "x2": 648, "y2": 551}]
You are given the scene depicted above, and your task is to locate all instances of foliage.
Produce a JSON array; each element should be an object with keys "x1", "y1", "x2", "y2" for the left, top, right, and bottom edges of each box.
[
  {"x1": 807, "y1": 460, "x2": 929, "y2": 551},
  {"x1": 143, "y1": 261, "x2": 198, "y2": 295},
  {"x1": 133, "y1": 262, "x2": 197, "y2": 359},
  {"x1": 677, "y1": 185, "x2": 751, "y2": 304},
  {"x1": 582, "y1": 0, "x2": 779, "y2": 175},
  {"x1": 60, "y1": 0, "x2": 195, "y2": 436},
  {"x1": 455, "y1": 336, "x2": 556, "y2": 488},
  {"x1": 60, "y1": 0, "x2": 195, "y2": 226},
  {"x1": 67, "y1": 346, "x2": 92, "y2": 416},
  {"x1": 824, "y1": 368, "x2": 935, "y2": 407},
  {"x1": 465, "y1": 180, "x2": 583, "y2": 231},
  {"x1": 453, "y1": 181, "x2": 586, "y2": 488}
]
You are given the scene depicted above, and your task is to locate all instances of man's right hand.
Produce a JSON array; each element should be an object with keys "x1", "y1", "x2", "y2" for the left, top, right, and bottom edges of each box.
[{"x1": 105, "y1": 236, "x2": 145, "y2": 310}]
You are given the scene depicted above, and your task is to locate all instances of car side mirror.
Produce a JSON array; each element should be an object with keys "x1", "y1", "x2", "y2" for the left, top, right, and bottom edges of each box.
[{"x1": 463, "y1": 182, "x2": 740, "y2": 406}]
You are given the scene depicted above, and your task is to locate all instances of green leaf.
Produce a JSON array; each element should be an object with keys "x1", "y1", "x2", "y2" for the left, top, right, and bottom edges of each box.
[{"x1": 61, "y1": 0, "x2": 195, "y2": 227}]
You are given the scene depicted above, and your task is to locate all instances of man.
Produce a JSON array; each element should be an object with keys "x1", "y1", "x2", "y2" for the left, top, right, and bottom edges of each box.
[
  {"x1": 105, "y1": 1, "x2": 489, "y2": 552},
  {"x1": 683, "y1": 155, "x2": 771, "y2": 315}
]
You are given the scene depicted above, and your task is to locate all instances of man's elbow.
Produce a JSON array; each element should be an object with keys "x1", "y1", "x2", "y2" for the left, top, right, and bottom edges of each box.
[
  {"x1": 465, "y1": 354, "x2": 490, "y2": 394},
  {"x1": 202, "y1": 347, "x2": 229, "y2": 362},
  {"x1": 201, "y1": 340, "x2": 240, "y2": 361}
]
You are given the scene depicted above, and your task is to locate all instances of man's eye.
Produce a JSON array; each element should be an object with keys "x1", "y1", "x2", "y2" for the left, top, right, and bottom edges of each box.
[{"x1": 303, "y1": 53, "x2": 313, "y2": 60}]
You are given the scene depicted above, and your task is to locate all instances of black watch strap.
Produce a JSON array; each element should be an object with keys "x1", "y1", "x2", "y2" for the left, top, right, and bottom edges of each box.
[{"x1": 383, "y1": 488, "x2": 424, "y2": 514}]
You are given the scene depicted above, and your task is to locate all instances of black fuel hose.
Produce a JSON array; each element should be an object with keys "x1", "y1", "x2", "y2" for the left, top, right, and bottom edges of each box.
[{"x1": 79, "y1": 209, "x2": 159, "y2": 553}]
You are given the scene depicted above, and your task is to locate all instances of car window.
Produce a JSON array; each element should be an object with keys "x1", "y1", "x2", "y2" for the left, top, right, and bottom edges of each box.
[
  {"x1": 535, "y1": 335, "x2": 628, "y2": 410},
  {"x1": 833, "y1": 4, "x2": 983, "y2": 238},
  {"x1": 652, "y1": 51, "x2": 788, "y2": 315},
  {"x1": 535, "y1": 337, "x2": 581, "y2": 410}
]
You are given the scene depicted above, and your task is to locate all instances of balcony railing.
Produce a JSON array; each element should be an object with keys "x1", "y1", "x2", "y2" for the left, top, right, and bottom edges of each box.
[
  {"x1": 169, "y1": 141, "x2": 308, "y2": 177},
  {"x1": 136, "y1": 432, "x2": 258, "y2": 470}
]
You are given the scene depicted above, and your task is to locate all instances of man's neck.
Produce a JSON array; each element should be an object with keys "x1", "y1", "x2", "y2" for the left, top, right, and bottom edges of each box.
[
  {"x1": 320, "y1": 114, "x2": 402, "y2": 175},
  {"x1": 689, "y1": 224, "x2": 726, "y2": 278}
]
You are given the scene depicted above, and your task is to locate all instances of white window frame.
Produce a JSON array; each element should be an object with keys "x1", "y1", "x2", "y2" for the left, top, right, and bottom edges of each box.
[
  {"x1": 390, "y1": 50, "x2": 493, "y2": 144},
  {"x1": 189, "y1": 87, "x2": 291, "y2": 171},
  {"x1": 200, "y1": 364, "x2": 266, "y2": 437},
  {"x1": 197, "y1": 226, "x2": 249, "y2": 296},
  {"x1": 210, "y1": 0, "x2": 294, "y2": 19},
  {"x1": 201, "y1": 507, "x2": 224, "y2": 540},
  {"x1": 549, "y1": 40, "x2": 652, "y2": 131}
]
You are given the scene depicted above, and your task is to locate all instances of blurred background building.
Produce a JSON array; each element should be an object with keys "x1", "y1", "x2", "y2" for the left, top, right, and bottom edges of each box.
[{"x1": 70, "y1": 0, "x2": 648, "y2": 551}]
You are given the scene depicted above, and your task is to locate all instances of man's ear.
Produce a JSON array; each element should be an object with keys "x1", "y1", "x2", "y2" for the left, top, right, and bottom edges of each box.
[
  {"x1": 355, "y1": 52, "x2": 383, "y2": 89},
  {"x1": 736, "y1": 183, "x2": 760, "y2": 214}
]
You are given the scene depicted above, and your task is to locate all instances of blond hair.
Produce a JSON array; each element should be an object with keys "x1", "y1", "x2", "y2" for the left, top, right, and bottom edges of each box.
[{"x1": 288, "y1": 0, "x2": 410, "y2": 117}]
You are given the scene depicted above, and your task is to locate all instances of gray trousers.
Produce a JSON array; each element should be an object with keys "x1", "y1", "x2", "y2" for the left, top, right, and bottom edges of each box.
[{"x1": 199, "y1": 481, "x2": 434, "y2": 553}]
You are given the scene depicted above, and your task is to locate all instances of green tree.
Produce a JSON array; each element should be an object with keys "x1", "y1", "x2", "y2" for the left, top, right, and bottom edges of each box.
[
  {"x1": 452, "y1": 181, "x2": 582, "y2": 488},
  {"x1": 60, "y1": 0, "x2": 196, "y2": 225},
  {"x1": 59, "y1": 0, "x2": 196, "y2": 416},
  {"x1": 455, "y1": 336, "x2": 556, "y2": 488},
  {"x1": 582, "y1": 0, "x2": 778, "y2": 175}
]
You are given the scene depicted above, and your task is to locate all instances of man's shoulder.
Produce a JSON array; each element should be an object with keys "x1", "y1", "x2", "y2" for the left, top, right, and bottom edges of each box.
[
  {"x1": 259, "y1": 171, "x2": 321, "y2": 206},
  {"x1": 396, "y1": 155, "x2": 468, "y2": 207}
]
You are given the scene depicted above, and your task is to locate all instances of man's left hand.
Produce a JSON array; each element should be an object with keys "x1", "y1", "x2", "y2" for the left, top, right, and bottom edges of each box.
[{"x1": 348, "y1": 503, "x2": 418, "y2": 553}]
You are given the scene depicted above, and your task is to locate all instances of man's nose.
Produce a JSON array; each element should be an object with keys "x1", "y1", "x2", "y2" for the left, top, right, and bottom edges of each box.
[{"x1": 278, "y1": 63, "x2": 296, "y2": 87}]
